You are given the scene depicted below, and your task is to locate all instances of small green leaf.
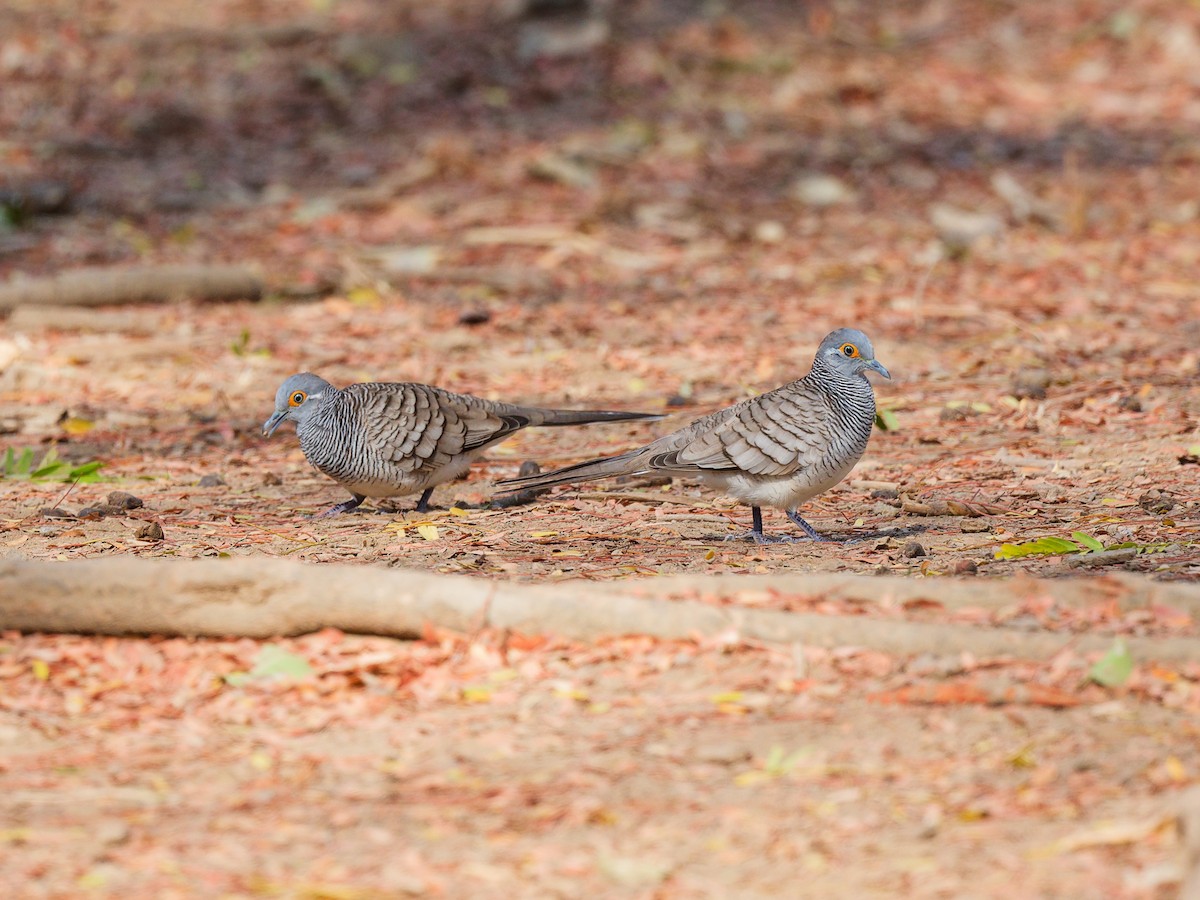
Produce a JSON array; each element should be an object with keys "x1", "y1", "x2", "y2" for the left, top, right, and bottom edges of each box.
[
  {"x1": 1070, "y1": 532, "x2": 1104, "y2": 553},
  {"x1": 1089, "y1": 639, "x2": 1133, "y2": 688},
  {"x1": 875, "y1": 408, "x2": 900, "y2": 431},
  {"x1": 30, "y1": 461, "x2": 67, "y2": 479},
  {"x1": 13, "y1": 448, "x2": 34, "y2": 474},
  {"x1": 225, "y1": 644, "x2": 312, "y2": 685},
  {"x1": 230, "y1": 328, "x2": 251, "y2": 356},
  {"x1": 68, "y1": 461, "x2": 104, "y2": 479}
]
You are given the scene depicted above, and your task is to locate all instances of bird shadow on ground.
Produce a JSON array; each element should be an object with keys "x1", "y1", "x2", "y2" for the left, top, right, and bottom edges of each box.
[
  {"x1": 841, "y1": 524, "x2": 929, "y2": 541},
  {"x1": 690, "y1": 523, "x2": 929, "y2": 545}
]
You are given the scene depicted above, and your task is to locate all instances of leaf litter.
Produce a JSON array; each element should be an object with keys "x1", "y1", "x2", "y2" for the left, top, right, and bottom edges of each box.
[{"x1": 1, "y1": 0, "x2": 1199, "y2": 895}]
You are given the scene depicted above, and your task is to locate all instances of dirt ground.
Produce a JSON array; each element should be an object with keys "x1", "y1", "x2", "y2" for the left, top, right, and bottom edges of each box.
[{"x1": 1, "y1": 0, "x2": 1199, "y2": 896}]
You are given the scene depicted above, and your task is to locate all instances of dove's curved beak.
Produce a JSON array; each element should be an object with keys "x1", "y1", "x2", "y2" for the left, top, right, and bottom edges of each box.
[
  {"x1": 262, "y1": 409, "x2": 288, "y2": 437},
  {"x1": 866, "y1": 359, "x2": 892, "y2": 380}
]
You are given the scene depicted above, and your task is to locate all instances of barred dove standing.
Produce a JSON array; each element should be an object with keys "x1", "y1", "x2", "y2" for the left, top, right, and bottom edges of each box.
[
  {"x1": 498, "y1": 328, "x2": 890, "y2": 543},
  {"x1": 263, "y1": 373, "x2": 660, "y2": 517}
]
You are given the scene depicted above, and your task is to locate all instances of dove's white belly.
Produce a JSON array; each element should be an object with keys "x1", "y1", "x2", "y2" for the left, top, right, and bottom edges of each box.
[{"x1": 701, "y1": 450, "x2": 863, "y2": 510}]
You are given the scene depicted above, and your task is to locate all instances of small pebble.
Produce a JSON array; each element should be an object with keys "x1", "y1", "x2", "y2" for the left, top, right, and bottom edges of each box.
[
  {"x1": 693, "y1": 742, "x2": 752, "y2": 765},
  {"x1": 792, "y1": 173, "x2": 856, "y2": 208},
  {"x1": 95, "y1": 820, "x2": 131, "y2": 847},
  {"x1": 40, "y1": 507, "x2": 76, "y2": 519},
  {"x1": 106, "y1": 491, "x2": 144, "y2": 510},
  {"x1": 939, "y1": 406, "x2": 979, "y2": 422},
  {"x1": 954, "y1": 559, "x2": 978, "y2": 575},
  {"x1": 1117, "y1": 395, "x2": 1142, "y2": 412},
  {"x1": 960, "y1": 520, "x2": 991, "y2": 533},
  {"x1": 76, "y1": 506, "x2": 107, "y2": 520},
  {"x1": 1138, "y1": 489, "x2": 1175, "y2": 515},
  {"x1": 753, "y1": 220, "x2": 785, "y2": 243},
  {"x1": 136, "y1": 522, "x2": 165, "y2": 542},
  {"x1": 902, "y1": 541, "x2": 926, "y2": 558},
  {"x1": 198, "y1": 474, "x2": 226, "y2": 487},
  {"x1": 1012, "y1": 368, "x2": 1051, "y2": 400},
  {"x1": 930, "y1": 203, "x2": 1003, "y2": 250},
  {"x1": 457, "y1": 309, "x2": 491, "y2": 326}
]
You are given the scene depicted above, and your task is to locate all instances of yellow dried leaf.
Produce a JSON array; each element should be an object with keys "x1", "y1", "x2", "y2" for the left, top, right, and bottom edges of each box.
[
  {"x1": 1035, "y1": 815, "x2": 1174, "y2": 856},
  {"x1": 61, "y1": 417, "x2": 94, "y2": 436},
  {"x1": 461, "y1": 686, "x2": 492, "y2": 703},
  {"x1": 249, "y1": 752, "x2": 272, "y2": 771},
  {"x1": 588, "y1": 808, "x2": 618, "y2": 826},
  {"x1": 734, "y1": 770, "x2": 771, "y2": 787},
  {"x1": 554, "y1": 686, "x2": 589, "y2": 701},
  {"x1": 1165, "y1": 756, "x2": 1187, "y2": 782},
  {"x1": 704, "y1": 549, "x2": 716, "y2": 561},
  {"x1": 448, "y1": 506, "x2": 470, "y2": 517},
  {"x1": 416, "y1": 524, "x2": 439, "y2": 541},
  {"x1": 530, "y1": 531, "x2": 558, "y2": 538},
  {"x1": 77, "y1": 871, "x2": 108, "y2": 889},
  {"x1": 552, "y1": 549, "x2": 583, "y2": 558},
  {"x1": 31, "y1": 659, "x2": 49, "y2": 681},
  {"x1": 347, "y1": 286, "x2": 380, "y2": 306}
]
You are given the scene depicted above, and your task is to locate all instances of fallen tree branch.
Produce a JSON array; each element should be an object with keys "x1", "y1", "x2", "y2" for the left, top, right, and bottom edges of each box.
[
  {"x1": 1, "y1": 559, "x2": 1198, "y2": 663},
  {"x1": 0, "y1": 264, "x2": 264, "y2": 310},
  {"x1": 581, "y1": 570, "x2": 1200, "y2": 618}
]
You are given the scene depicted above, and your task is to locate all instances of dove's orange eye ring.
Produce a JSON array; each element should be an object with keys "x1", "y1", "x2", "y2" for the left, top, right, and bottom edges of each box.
[
  {"x1": 839, "y1": 342, "x2": 860, "y2": 358},
  {"x1": 289, "y1": 391, "x2": 307, "y2": 407}
]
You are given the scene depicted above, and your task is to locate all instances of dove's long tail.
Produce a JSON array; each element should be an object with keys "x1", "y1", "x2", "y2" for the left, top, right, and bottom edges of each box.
[{"x1": 496, "y1": 448, "x2": 647, "y2": 492}]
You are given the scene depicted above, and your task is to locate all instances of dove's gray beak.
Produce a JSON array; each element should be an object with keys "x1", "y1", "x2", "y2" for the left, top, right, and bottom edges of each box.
[
  {"x1": 262, "y1": 409, "x2": 288, "y2": 437},
  {"x1": 866, "y1": 359, "x2": 892, "y2": 380}
]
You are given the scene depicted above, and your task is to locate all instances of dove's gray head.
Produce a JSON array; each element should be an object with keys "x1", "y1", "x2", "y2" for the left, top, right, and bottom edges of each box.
[
  {"x1": 815, "y1": 328, "x2": 891, "y2": 380},
  {"x1": 263, "y1": 372, "x2": 336, "y2": 437}
]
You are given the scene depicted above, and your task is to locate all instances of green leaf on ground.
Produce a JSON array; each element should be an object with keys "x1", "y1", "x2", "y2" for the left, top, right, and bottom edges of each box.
[
  {"x1": 875, "y1": 408, "x2": 900, "y2": 431},
  {"x1": 1, "y1": 446, "x2": 105, "y2": 483},
  {"x1": 1071, "y1": 532, "x2": 1105, "y2": 552},
  {"x1": 994, "y1": 536, "x2": 1081, "y2": 559},
  {"x1": 225, "y1": 645, "x2": 312, "y2": 685},
  {"x1": 1089, "y1": 639, "x2": 1133, "y2": 688}
]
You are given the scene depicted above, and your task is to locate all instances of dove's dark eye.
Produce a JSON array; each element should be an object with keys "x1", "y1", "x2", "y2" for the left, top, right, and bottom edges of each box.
[
  {"x1": 840, "y1": 343, "x2": 859, "y2": 358},
  {"x1": 289, "y1": 391, "x2": 307, "y2": 406}
]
